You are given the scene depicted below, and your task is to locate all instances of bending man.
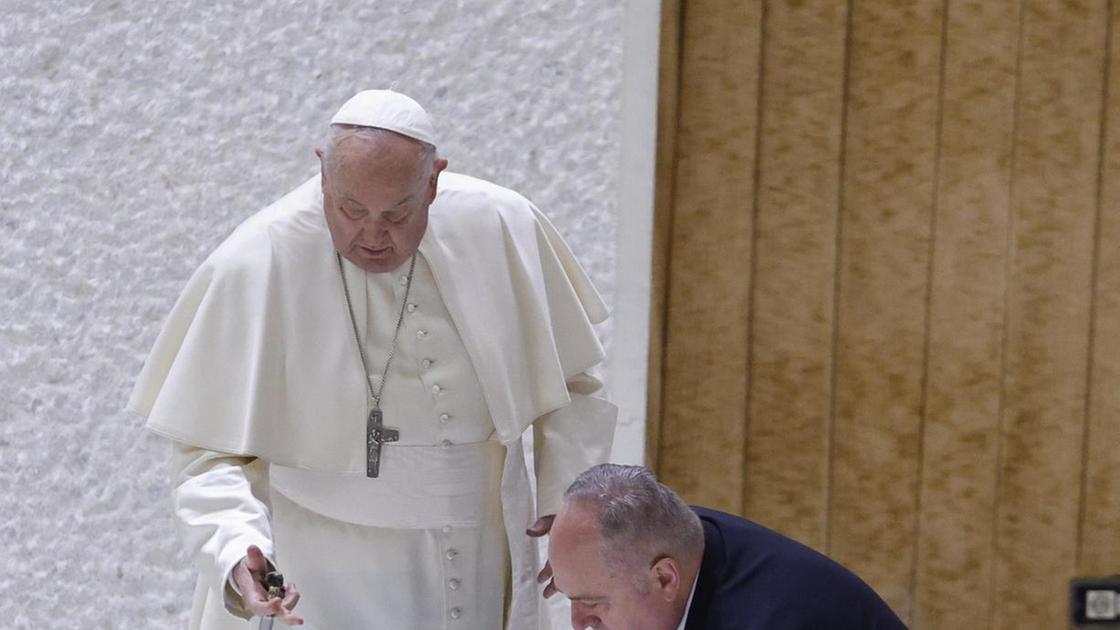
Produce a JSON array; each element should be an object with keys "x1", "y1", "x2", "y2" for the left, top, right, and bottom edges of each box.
[{"x1": 547, "y1": 464, "x2": 906, "y2": 630}]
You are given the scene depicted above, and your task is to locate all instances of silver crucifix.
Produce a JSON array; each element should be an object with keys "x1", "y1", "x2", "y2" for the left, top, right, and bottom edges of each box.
[{"x1": 366, "y1": 408, "x2": 399, "y2": 478}]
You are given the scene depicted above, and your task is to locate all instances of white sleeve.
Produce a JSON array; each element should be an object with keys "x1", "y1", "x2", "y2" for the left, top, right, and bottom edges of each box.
[
  {"x1": 532, "y1": 371, "x2": 618, "y2": 517},
  {"x1": 170, "y1": 442, "x2": 275, "y2": 620}
]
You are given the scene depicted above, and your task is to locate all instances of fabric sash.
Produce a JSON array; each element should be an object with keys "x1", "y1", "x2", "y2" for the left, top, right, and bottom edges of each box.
[{"x1": 269, "y1": 439, "x2": 505, "y2": 529}]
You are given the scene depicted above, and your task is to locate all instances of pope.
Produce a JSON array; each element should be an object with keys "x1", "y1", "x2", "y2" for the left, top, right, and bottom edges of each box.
[{"x1": 130, "y1": 89, "x2": 617, "y2": 629}]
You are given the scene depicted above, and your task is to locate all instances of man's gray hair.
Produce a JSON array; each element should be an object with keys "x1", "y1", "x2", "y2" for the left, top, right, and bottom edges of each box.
[
  {"x1": 321, "y1": 124, "x2": 437, "y2": 181},
  {"x1": 564, "y1": 464, "x2": 704, "y2": 573}
]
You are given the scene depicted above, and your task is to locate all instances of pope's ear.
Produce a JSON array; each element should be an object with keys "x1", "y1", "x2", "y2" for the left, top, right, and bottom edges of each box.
[
  {"x1": 426, "y1": 158, "x2": 449, "y2": 201},
  {"x1": 314, "y1": 148, "x2": 328, "y2": 187}
]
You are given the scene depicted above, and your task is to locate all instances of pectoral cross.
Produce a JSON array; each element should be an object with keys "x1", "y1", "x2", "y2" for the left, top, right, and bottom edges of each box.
[{"x1": 366, "y1": 408, "x2": 399, "y2": 478}]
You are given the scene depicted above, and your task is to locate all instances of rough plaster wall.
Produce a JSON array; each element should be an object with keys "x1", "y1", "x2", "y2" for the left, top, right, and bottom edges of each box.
[{"x1": 0, "y1": 1, "x2": 622, "y2": 626}]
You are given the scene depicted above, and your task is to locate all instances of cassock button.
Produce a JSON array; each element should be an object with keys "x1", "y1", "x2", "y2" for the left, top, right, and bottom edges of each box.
[
  {"x1": 445, "y1": 549, "x2": 458, "y2": 561},
  {"x1": 450, "y1": 607, "x2": 462, "y2": 620},
  {"x1": 440, "y1": 413, "x2": 452, "y2": 423},
  {"x1": 407, "y1": 303, "x2": 418, "y2": 313},
  {"x1": 442, "y1": 525, "x2": 453, "y2": 534},
  {"x1": 421, "y1": 358, "x2": 433, "y2": 369},
  {"x1": 399, "y1": 276, "x2": 408, "y2": 286},
  {"x1": 432, "y1": 384, "x2": 442, "y2": 394},
  {"x1": 417, "y1": 329, "x2": 428, "y2": 339},
  {"x1": 441, "y1": 439, "x2": 452, "y2": 448},
  {"x1": 448, "y1": 578, "x2": 461, "y2": 590}
]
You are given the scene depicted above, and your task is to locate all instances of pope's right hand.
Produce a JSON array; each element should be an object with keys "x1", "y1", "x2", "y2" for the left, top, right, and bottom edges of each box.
[{"x1": 231, "y1": 544, "x2": 304, "y2": 625}]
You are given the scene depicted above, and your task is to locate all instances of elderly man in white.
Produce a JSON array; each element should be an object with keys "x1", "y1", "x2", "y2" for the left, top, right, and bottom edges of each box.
[{"x1": 130, "y1": 90, "x2": 616, "y2": 629}]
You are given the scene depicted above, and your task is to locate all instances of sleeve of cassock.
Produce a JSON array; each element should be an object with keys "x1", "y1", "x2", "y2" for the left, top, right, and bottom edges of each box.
[
  {"x1": 532, "y1": 370, "x2": 618, "y2": 517},
  {"x1": 170, "y1": 442, "x2": 275, "y2": 620}
]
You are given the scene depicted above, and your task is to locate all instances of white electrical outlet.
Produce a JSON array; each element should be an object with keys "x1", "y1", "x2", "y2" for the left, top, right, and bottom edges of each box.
[{"x1": 1072, "y1": 577, "x2": 1120, "y2": 627}]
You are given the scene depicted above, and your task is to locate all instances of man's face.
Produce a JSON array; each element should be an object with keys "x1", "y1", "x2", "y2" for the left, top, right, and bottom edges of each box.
[
  {"x1": 548, "y1": 505, "x2": 678, "y2": 630},
  {"x1": 318, "y1": 132, "x2": 446, "y2": 274}
]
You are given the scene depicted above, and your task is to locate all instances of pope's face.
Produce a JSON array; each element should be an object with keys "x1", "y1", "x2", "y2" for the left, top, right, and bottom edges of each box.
[
  {"x1": 319, "y1": 132, "x2": 446, "y2": 274},
  {"x1": 549, "y1": 505, "x2": 679, "y2": 630}
]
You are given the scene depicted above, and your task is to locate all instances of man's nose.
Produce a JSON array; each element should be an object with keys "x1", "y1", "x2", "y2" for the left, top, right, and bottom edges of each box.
[
  {"x1": 359, "y1": 213, "x2": 391, "y2": 232},
  {"x1": 355, "y1": 214, "x2": 393, "y2": 241},
  {"x1": 570, "y1": 606, "x2": 597, "y2": 629}
]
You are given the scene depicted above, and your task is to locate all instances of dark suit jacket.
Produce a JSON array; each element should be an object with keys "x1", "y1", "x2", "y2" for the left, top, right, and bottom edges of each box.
[{"x1": 683, "y1": 507, "x2": 907, "y2": 629}]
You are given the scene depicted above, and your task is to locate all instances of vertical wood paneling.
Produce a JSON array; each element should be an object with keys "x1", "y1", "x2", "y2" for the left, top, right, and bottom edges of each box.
[
  {"x1": 657, "y1": 0, "x2": 762, "y2": 512},
  {"x1": 829, "y1": 0, "x2": 943, "y2": 616},
  {"x1": 651, "y1": 2, "x2": 1119, "y2": 626},
  {"x1": 1078, "y1": 0, "x2": 1120, "y2": 579},
  {"x1": 993, "y1": 1, "x2": 1107, "y2": 628},
  {"x1": 742, "y1": 0, "x2": 847, "y2": 550},
  {"x1": 911, "y1": 1, "x2": 1019, "y2": 627}
]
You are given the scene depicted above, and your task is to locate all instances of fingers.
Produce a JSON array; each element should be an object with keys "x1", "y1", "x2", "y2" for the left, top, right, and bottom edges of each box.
[
  {"x1": 537, "y1": 561, "x2": 558, "y2": 598},
  {"x1": 241, "y1": 584, "x2": 276, "y2": 616},
  {"x1": 232, "y1": 550, "x2": 302, "y2": 623},
  {"x1": 525, "y1": 514, "x2": 556, "y2": 537},
  {"x1": 536, "y1": 560, "x2": 553, "y2": 584},
  {"x1": 542, "y1": 577, "x2": 559, "y2": 599},
  {"x1": 246, "y1": 544, "x2": 269, "y2": 573},
  {"x1": 282, "y1": 582, "x2": 301, "y2": 613},
  {"x1": 258, "y1": 593, "x2": 304, "y2": 626},
  {"x1": 232, "y1": 559, "x2": 268, "y2": 608}
]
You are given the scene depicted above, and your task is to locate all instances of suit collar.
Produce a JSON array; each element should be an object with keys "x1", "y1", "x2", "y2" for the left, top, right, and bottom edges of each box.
[{"x1": 684, "y1": 513, "x2": 724, "y2": 630}]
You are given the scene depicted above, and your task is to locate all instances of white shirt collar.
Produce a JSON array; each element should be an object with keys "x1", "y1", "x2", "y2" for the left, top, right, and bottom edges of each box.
[{"x1": 675, "y1": 572, "x2": 699, "y2": 630}]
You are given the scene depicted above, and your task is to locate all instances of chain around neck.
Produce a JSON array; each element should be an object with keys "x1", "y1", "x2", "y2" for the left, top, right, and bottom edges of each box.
[{"x1": 336, "y1": 252, "x2": 418, "y2": 409}]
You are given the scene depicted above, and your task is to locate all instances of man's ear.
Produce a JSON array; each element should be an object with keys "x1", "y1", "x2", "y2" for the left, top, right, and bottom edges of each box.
[
  {"x1": 427, "y1": 158, "x2": 449, "y2": 202},
  {"x1": 649, "y1": 557, "x2": 682, "y2": 602},
  {"x1": 315, "y1": 147, "x2": 328, "y2": 189}
]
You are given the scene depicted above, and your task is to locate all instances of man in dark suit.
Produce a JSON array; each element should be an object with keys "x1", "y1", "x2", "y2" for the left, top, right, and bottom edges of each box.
[{"x1": 543, "y1": 464, "x2": 907, "y2": 629}]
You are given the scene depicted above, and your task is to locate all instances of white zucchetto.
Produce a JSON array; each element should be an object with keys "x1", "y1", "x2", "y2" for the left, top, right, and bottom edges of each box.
[{"x1": 330, "y1": 89, "x2": 439, "y2": 147}]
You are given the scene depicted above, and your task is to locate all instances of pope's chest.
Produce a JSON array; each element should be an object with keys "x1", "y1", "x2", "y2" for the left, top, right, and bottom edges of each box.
[{"x1": 339, "y1": 255, "x2": 494, "y2": 448}]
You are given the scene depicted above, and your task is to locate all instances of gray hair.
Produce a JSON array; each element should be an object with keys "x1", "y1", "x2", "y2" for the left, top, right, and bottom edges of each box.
[
  {"x1": 564, "y1": 464, "x2": 704, "y2": 575},
  {"x1": 321, "y1": 124, "x2": 437, "y2": 182}
]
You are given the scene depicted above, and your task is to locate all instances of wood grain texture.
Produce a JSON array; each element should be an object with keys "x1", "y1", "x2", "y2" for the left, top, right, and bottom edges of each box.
[
  {"x1": 1078, "y1": 0, "x2": 1120, "y2": 578},
  {"x1": 658, "y1": 0, "x2": 762, "y2": 512},
  {"x1": 910, "y1": 1, "x2": 1019, "y2": 628},
  {"x1": 646, "y1": 0, "x2": 683, "y2": 474},
  {"x1": 992, "y1": 1, "x2": 1107, "y2": 628},
  {"x1": 651, "y1": 3, "x2": 1118, "y2": 625},
  {"x1": 828, "y1": 0, "x2": 944, "y2": 617},
  {"x1": 742, "y1": 0, "x2": 847, "y2": 551}
]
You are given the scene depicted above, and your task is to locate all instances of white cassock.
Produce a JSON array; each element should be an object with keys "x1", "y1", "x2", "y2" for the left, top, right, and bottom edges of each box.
[{"x1": 130, "y1": 172, "x2": 617, "y2": 630}]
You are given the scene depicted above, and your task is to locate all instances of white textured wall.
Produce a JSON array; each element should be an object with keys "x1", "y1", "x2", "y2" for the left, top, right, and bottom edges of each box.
[{"x1": 0, "y1": 1, "x2": 624, "y2": 626}]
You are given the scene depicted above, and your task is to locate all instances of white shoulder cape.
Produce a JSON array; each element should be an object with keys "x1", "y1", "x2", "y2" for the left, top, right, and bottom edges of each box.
[{"x1": 129, "y1": 172, "x2": 608, "y2": 469}]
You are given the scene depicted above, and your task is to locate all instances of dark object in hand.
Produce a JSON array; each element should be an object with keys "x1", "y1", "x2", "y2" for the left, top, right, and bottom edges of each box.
[{"x1": 264, "y1": 571, "x2": 285, "y2": 600}]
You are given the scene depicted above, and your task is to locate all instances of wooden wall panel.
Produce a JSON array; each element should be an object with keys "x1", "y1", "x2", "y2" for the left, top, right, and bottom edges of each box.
[
  {"x1": 828, "y1": 0, "x2": 943, "y2": 616},
  {"x1": 1079, "y1": 0, "x2": 1120, "y2": 579},
  {"x1": 992, "y1": 1, "x2": 1106, "y2": 628},
  {"x1": 651, "y1": 1, "x2": 1119, "y2": 627},
  {"x1": 742, "y1": 0, "x2": 847, "y2": 550},
  {"x1": 911, "y1": 1, "x2": 1019, "y2": 628},
  {"x1": 656, "y1": 0, "x2": 762, "y2": 512}
]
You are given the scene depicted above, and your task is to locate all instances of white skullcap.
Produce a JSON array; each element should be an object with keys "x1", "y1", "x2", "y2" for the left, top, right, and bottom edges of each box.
[{"x1": 330, "y1": 89, "x2": 439, "y2": 147}]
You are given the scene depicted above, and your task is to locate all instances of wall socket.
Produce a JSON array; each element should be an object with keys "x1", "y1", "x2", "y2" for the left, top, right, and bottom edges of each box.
[{"x1": 1072, "y1": 577, "x2": 1120, "y2": 627}]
